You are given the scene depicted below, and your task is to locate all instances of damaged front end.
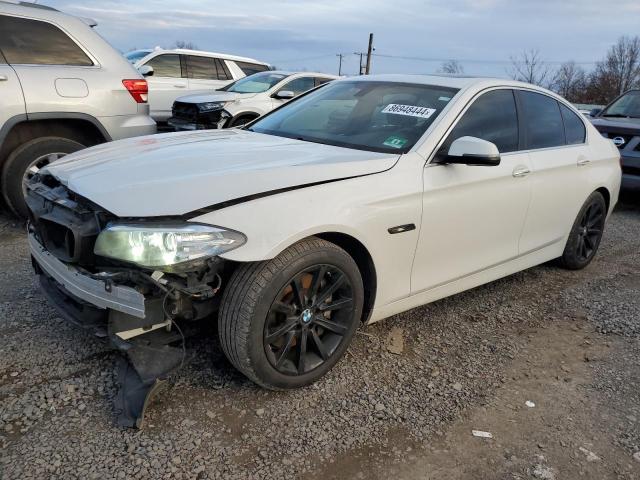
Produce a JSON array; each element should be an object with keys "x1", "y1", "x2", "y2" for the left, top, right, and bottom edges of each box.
[{"x1": 25, "y1": 175, "x2": 228, "y2": 428}]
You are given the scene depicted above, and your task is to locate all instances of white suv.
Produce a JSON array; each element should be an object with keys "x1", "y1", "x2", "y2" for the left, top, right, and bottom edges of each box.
[
  {"x1": 126, "y1": 48, "x2": 271, "y2": 122},
  {"x1": 168, "y1": 71, "x2": 338, "y2": 130},
  {"x1": 0, "y1": 1, "x2": 156, "y2": 217}
]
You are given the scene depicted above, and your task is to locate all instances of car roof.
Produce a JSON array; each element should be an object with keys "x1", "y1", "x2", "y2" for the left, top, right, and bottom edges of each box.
[
  {"x1": 343, "y1": 73, "x2": 548, "y2": 92},
  {"x1": 141, "y1": 47, "x2": 269, "y2": 66},
  {"x1": 266, "y1": 70, "x2": 339, "y2": 78},
  {"x1": 0, "y1": 1, "x2": 98, "y2": 26}
]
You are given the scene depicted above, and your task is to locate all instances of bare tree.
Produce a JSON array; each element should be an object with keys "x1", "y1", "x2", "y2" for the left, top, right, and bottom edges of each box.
[
  {"x1": 550, "y1": 61, "x2": 587, "y2": 101},
  {"x1": 508, "y1": 49, "x2": 551, "y2": 87},
  {"x1": 439, "y1": 59, "x2": 464, "y2": 75},
  {"x1": 173, "y1": 40, "x2": 199, "y2": 50},
  {"x1": 589, "y1": 36, "x2": 640, "y2": 102}
]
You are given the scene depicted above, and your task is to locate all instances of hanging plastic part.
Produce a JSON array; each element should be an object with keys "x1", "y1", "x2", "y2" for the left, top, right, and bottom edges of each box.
[{"x1": 109, "y1": 307, "x2": 186, "y2": 428}]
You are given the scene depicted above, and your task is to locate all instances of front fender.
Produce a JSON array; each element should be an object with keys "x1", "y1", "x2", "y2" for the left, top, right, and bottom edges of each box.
[{"x1": 189, "y1": 156, "x2": 424, "y2": 308}]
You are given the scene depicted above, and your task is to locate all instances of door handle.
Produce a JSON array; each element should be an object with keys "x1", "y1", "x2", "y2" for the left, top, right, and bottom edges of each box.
[
  {"x1": 577, "y1": 157, "x2": 590, "y2": 166},
  {"x1": 173, "y1": 83, "x2": 186, "y2": 88},
  {"x1": 0, "y1": 75, "x2": 8, "y2": 81},
  {"x1": 512, "y1": 166, "x2": 531, "y2": 178}
]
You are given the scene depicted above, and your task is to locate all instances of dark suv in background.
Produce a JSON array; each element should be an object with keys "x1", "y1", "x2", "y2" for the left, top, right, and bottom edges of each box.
[{"x1": 590, "y1": 89, "x2": 640, "y2": 190}]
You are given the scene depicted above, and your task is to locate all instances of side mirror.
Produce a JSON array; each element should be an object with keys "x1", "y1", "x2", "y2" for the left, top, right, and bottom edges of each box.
[
  {"x1": 274, "y1": 90, "x2": 295, "y2": 100},
  {"x1": 440, "y1": 136, "x2": 501, "y2": 166},
  {"x1": 589, "y1": 108, "x2": 602, "y2": 117},
  {"x1": 138, "y1": 65, "x2": 154, "y2": 77}
]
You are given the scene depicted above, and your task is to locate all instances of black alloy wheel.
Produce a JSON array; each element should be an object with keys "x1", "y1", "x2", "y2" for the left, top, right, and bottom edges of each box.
[
  {"x1": 264, "y1": 264, "x2": 354, "y2": 376},
  {"x1": 559, "y1": 191, "x2": 607, "y2": 270}
]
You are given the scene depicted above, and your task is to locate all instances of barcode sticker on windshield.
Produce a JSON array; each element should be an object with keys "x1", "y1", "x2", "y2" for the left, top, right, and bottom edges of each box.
[{"x1": 382, "y1": 104, "x2": 436, "y2": 119}]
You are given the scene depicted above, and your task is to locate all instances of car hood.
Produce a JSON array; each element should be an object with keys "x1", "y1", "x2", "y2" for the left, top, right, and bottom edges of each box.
[
  {"x1": 176, "y1": 91, "x2": 253, "y2": 104},
  {"x1": 591, "y1": 116, "x2": 640, "y2": 130},
  {"x1": 44, "y1": 130, "x2": 399, "y2": 217}
]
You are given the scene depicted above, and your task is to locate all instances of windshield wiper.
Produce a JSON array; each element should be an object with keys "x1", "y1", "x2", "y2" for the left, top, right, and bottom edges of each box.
[{"x1": 602, "y1": 113, "x2": 635, "y2": 118}]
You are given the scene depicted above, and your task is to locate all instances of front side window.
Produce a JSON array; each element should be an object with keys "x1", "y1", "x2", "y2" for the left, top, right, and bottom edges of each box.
[
  {"x1": 223, "y1": 72, "x2": 289, "y2": 93},
  {"x1": 145, "y1": 54, "x2": 182, "y2": 78},
  {"x1": 600, "y1": 90, "x2": 640, "y2": 119},
  {"x1": 250, "y1": 81, "x2": 458, "y2": 154},
  {"x1": 560, "y1": 104, "x2": 586, "y2": 145},
  {"x1": 441, "y1": 89, "x2": 519, "y2": 154},
  {"x1": 235, "y1": 61, "x2": 270, "y2": 76},
  {"x1": 0, "y1": 15, "x2": 92, "y2": 66},
  {"x1": 519, "y1": 91, "x2": 565, "y2": 149},
  {"x1": 280, "y1": 77, "x2": 315, "y2": 95}
]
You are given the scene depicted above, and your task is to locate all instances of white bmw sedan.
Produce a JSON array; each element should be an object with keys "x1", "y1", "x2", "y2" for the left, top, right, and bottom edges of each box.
[{"x1": 25, "y1": 75, "x2": 620, "y2": 425}]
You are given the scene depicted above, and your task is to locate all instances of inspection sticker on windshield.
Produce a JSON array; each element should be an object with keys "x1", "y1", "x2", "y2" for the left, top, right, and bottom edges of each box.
[
  {"x1": 383, "y1": 135, "x2": 408, "y2": 149},
  {"x1": 382, "y1": 104, "x2": 436, "y2": 119}
]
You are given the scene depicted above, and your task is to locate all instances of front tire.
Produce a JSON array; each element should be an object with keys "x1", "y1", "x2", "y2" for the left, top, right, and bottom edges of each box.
[
  {"x1": 1, "y1": 137, "x2": 85, "y2": 218},
  {"x1": 218, "y1": 237, "x2": 364, "y2": 390},
  {"x1": 558, "y1": 191, "x2": 607, "y2": 270}
]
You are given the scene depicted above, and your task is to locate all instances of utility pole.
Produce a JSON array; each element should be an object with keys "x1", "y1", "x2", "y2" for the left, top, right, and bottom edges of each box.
[
  {"x1": 336, "y1": 53, "x2": 344, "y2": 76},
  {"x1": 353, "y1": 52, "x2": 365, "y2": 75},
  {"x1": 365, "y1": 33, "x2": 374, "y2": 75}
]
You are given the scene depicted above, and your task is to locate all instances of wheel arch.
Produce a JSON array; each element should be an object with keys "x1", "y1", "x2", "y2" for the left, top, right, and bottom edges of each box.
[
  {"x1": 595, "y1": 186, "x2": 611, "y2": 213},
  {"x1": 313, "y1": 232, "x2": 377, "y2": 324},
  {"x1": 0, "y1": 114, "x2": 109, "y2": 173}
]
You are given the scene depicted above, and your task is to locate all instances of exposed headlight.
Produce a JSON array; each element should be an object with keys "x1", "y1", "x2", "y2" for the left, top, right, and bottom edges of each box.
[
  {"x1": 198, "y1": 101, "x2": 226, "y2": 112},
  {"x1": 94, "y1": 223, "x2": 246, "y2": 270}
]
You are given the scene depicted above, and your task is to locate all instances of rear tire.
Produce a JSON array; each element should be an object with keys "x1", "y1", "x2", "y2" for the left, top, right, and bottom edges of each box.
[
  {"x1": 218, "y1": 237, "x2": 364, "y2": 390},
  {"x1": 1, "y1": 136, "x2": 84, "y2": 218},
  {"x1": 558, "y1": 191, "x2": 606, "y2": 270}
]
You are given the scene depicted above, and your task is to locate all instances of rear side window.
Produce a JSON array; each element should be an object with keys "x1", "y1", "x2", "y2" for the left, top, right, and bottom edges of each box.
[
  {"x1": 281, "y1": 77, "x2": 316, "y2": 95},
  {"x1": 235, "y1": 61, "x2": 270, "y2": 76},
  {"x1": 315, "y1": 77, "x2": 333, "y2": 87},
  {"x1": 145, "y1": 54, "x2": 182, "y2": 78},
  {"x1": 519, "y1": 91, "x2": 565, "y2": 149},
  {"x1": 186, "y1": 55, "x2": 231, "y2": 80},
  {"x1": 0, "y1": 15, "x2": 93, "y2": 66},
  {"x1": 443, "y1": 89, "x2": 519, "y2": 153},
  {"x1": 559, "y1": 104, "x2": 586, "y2": 145}
]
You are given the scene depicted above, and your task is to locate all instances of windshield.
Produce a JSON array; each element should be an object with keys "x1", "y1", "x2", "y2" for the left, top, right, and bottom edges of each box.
[
  {"x1": 125, "y1": 50, "x2": 152, "y2": 64},
  {"x1": 602, "y1": 90, "x2": 640, "y2": 118},
  {"x1": 249, "y1": 81, "x2": 458, "y2": 153},
  {"x1": 221, "y1": 72, "x2": 289, "y2": 93}
]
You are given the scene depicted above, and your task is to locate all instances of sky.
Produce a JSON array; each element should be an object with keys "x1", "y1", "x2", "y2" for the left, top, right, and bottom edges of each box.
[{"x1": 43, "y1": 0, "x2": 640, "y2": 77}]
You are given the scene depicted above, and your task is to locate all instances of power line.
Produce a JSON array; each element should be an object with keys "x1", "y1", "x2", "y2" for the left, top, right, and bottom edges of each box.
[{"x1": 372, "y1": 53, "x2": 598, "y2": 66}]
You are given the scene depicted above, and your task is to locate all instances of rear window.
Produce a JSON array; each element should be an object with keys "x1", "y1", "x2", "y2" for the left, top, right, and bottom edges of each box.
[
  {"x1": 519, "y1": 91, "x2": 565, "y2": 149},
  {"x1": 234, "y1": 61, "x2": 270, "y2": 76},
  {"x1": 559, "y1": 104, "x2": 586, "y2": 145},
  {"x1": 0, "y1": 15, "x2": 93, "y2": 66}
]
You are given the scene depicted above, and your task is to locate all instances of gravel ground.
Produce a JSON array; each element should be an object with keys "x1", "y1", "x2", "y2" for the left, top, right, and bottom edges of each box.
[{"x1": 1, "y1": 194, "x2": 639, "y2": 479}]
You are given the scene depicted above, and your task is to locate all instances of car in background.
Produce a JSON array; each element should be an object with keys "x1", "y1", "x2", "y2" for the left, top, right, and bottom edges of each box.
[
  {"x1": 126, "y1": 48, "x2": 271, "y2": 122},
  {"x1": 589, "y1": 89, "x2": 640, "y2": 190},
  {"x1": 168, "y1": 71, "x2": 337, "y2": 130},
  {"x1": 574, "y1": 103, "x2": 604, "y2": 117},
  {"x1": 26, "y1": 75, "x2": 620, "y2": 425},
  {"x1": 0, "y1": 1, "x2": 156, "y2": 217}
]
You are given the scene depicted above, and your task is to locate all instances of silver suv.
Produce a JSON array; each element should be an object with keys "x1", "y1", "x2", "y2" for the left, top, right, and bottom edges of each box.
[{"x1": 0, "y1": 1, "x2": 156, "y2": 217}]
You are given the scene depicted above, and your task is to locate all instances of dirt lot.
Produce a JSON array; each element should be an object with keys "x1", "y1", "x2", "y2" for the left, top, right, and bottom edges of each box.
[{"x1": 1, "y1": 194, "x2": 639, "y2": 480}]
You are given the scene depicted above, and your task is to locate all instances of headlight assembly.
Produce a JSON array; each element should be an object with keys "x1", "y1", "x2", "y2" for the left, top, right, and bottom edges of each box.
[
  {"x1": 94, "y1": 223, "x2": 246, "y2": 270},
  {"x1": 198, "y1": 101, "x2": 226, "y2": 112}
]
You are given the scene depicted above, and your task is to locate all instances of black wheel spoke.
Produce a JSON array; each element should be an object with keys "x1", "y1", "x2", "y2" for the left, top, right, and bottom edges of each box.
[
  {"x1": 316, "y1": 273, "x2": 346, "y2": 305},
  {"x1": 318, "y1": 297, "x2": 353, "y2": 312},
  {"x1": 266, "y1": 318, "x2": 298, "y2": 344},
  {"x1": 297, "y1": 329, "x2": 308, "y2": 374},
  {"x1": 587, "y1": 214, "x2": 603, "y2": 228},
  {"x1": 291, "y1": 276, "x2": 306, "y2": 309},
  {"x1": 276, "y1": 331, "x2": 296, "y2": 367},
  {"x1": 314, "y1": 315, "x2": 348, "y2": 335},
  {"x1": 310, "y1": 329, "x2": 329, "y2": 360},
  {"x1": 272, "y1": 301, "x2": 295, "y2": 315},
  {"x1": 309, "y1": 266, "x2": 327, "y2": 301}
]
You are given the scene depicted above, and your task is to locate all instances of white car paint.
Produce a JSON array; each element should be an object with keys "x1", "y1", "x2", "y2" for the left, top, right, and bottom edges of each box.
[
  {"x1": 131, "y1": 48, "x2": 270, "y2": 122},
  {"x1": 42, "y1": 74, "x2": 621, "y2": 325}
]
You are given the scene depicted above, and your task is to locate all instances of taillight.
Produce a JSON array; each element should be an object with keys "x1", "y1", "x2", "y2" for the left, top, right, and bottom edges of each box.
[{"x1": 122, "y1": 79, "x2": 148, "y2": 103}]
